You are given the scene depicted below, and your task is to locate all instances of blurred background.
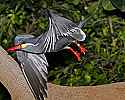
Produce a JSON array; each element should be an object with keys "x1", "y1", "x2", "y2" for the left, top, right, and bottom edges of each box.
[{"x1": 0, "y1": 0, "x2": 125, "y2": 99}]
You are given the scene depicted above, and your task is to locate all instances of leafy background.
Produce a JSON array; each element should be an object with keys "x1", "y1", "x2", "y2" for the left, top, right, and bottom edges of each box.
[{"x1": 0, "y1": 0, "x2": 125, "y2": 99}]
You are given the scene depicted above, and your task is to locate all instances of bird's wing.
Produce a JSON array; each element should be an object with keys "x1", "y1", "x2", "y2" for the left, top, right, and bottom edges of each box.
[
  {"x1": 33, "y1": 12, "x2": 86, "y2": 53},
  {"x1": 16, "y1": 51, "x2": 48, "y2": 100}
]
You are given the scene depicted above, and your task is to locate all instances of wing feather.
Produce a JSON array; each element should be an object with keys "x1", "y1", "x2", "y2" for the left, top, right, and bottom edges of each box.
[
  {"x1": 15, "y1": 12, "x2": 86, "y2": 54},
  {"x1": 30, "y1": 12, "x2": 86, "y2": 54},
  {"x1": 16, "y1": 51, "x2": 48, "y2": 100}
]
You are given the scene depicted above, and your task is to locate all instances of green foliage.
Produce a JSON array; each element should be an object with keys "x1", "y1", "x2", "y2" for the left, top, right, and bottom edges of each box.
[
  {"x1": 110, "y1": 0, "x2": 125, "y2": 12},
  {"x1": 0, "y1": 1, "x2": 125, "y2": 98},
  {"x1": 48, "y1": 0, "x2": 125, "y2": 86},
  {"x1": 103, "y1": 0, "x2": 125, "y2": 12},
  {"x1": 102, "y1": 0, "x2": 116, "y2": 11}
]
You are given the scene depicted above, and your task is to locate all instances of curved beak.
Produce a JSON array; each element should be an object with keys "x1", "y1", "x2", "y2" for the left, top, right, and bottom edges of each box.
[
  {"x1": 7, "y1": 43, "x2": 28, "y2": 52},
  {"x1": 7, "y1": 45, "x2": 21, "y2": 52}
]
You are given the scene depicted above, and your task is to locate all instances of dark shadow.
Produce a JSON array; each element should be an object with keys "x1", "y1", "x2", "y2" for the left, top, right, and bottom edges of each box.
[
  {"x1": 103, "y1": 9, "x2": 125, "y2": 19},
  {"x1": 45, "y1": 50, "x2": 72, "y2": 67},
  {"x1": 0, "y1": 82, "x2": 11, "y2": 100}
]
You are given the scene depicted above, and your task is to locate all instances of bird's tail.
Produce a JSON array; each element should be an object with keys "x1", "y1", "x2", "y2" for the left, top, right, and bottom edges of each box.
[
  {"x1": 46, "y1": 9, "x2": 91, "y2": 29},
  {"x1": 78, "y1": 15, "x2": 92, "y2": 28},
  {"x1": 46, "y1": 9, "x2": 52, "y2": 18},
  {"x1": 44, "y1": 8, "x2": 90, "y2": 29}
]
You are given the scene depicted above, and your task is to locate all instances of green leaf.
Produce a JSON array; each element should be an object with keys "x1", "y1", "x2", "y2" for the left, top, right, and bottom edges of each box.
[
  {"x1": 65, "y1": 0, "x2": 80, "y2": 5},
  {"x1": 84, "y1": 63, "x2": 93, "y2": 71},
  {"x1": 102, "y1": 0, "x2": 116, "y2": 11},
  {"x1": 110, "y1": 0, "x2": 125, "y2": 12},
  {"x1": 62, "y1": 3, "x2": 70, "y2": 9},
  {"x1": 2, "y1": 39, "x2": 7, "y2": 44},
  {"x1": 72, "y1": 0, "x2": 80, "y2": 5},
  {"x1": 84, "y1": 74, "x2": 91, "y2": 83},
  {"x1": 87, "y1": 2, "x2": 97, "y2": 14}
]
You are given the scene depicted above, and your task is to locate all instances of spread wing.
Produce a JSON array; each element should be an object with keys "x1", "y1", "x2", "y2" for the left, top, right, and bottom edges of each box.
[
  {"x1": 31, "y1": 12, "x2": 86, "y2": 53},
  {"x1": 16, "y1": 51, "x2": 48, "y2": 100}
]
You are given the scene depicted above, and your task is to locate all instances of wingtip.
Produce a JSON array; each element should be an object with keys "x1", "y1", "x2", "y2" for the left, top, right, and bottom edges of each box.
[{"x1": 46, "y1": 9, "x2": 53, "y2": 18}]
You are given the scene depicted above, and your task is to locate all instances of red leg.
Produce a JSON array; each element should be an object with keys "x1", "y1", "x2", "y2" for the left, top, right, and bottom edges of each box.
[{"x1": 67, "y1": 47, "x2": 81, "y2": 61}]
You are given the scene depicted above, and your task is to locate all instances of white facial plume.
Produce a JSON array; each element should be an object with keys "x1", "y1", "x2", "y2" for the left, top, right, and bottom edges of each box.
[{"x1": 70, "y1": 27, "x2": 86, "y2": 41}]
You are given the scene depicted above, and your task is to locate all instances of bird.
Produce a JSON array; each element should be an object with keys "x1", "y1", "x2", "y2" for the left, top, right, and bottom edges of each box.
[{"x1": 7, "y1": 11, "x2": 87, "y2": 100}]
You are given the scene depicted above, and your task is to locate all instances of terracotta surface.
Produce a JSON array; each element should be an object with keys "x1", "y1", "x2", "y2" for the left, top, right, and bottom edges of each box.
[
  {"x1": 48, "y1": 82, "x2": 125, "y2": 100},
  {"x1": 0, "y1": 46, "x2": 125, "y2": 100},
  {"x1": 0, "y1": 47, "x2": 35, "y2": 100}
]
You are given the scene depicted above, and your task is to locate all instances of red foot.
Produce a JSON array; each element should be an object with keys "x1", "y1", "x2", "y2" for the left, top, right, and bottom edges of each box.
[
  {"x1": 79, "y1": 45, "x2": 87, "y2": 54},
  {"x1": 70, "y1": 42, "x2": 87, "y2": 55},
  {"x1": 67, "y1": 47, "x2": 81, "y2": 61}
]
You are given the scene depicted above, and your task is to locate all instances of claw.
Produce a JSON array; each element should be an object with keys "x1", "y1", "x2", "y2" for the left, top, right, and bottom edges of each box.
[
  {"x1": 75, "y1": 43, "x2": 87, "y2": 54},
  {"x1": 79, "y1": 45, "x2": 87, "y2": 54}
]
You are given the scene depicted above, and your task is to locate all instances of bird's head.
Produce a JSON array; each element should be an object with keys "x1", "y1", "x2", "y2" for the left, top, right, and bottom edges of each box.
[{"x1": 7, "y1": 35, "x2": 35, "y2": 52}]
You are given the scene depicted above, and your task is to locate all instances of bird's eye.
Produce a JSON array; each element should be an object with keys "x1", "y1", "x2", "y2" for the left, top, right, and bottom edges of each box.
[
  {"x1": 22, "y1": 41, "x2": 25, "y2": 44},
  {"x1": 15, "y1": 41, "x2": 25, "y2": 46}
]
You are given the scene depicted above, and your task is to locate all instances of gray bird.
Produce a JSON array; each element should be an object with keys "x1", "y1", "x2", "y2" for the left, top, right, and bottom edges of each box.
[{"x1": 7, "y1": 11, "x2": 86, "y2": 100}]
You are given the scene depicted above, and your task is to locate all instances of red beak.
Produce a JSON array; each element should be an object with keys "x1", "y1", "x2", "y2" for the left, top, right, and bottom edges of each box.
[{"x1": 7, "y1": 45, "x2": 21, "y2": 52}]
